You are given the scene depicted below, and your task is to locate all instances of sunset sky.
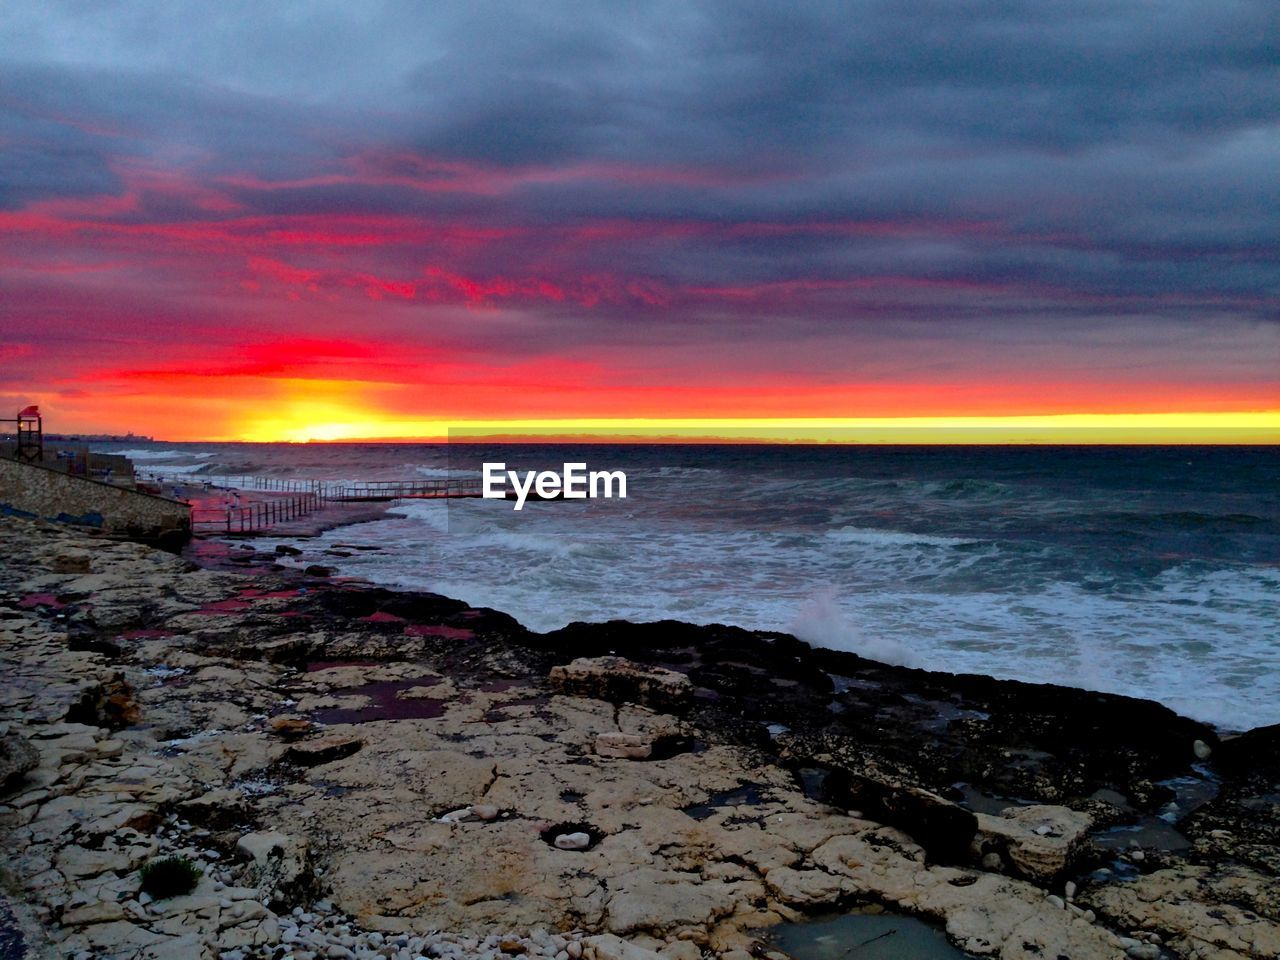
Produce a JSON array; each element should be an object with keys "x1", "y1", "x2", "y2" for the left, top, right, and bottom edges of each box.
[{"x1": 1, "y1": 1, "x2": 1277, "y2": 442}]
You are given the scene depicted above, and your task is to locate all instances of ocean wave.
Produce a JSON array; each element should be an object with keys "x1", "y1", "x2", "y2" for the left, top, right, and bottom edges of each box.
[
  {"x1": 647, "y1": 466, "x2": 726, "y2": 478},
  {"x1": 826, "y1": 526, "x2": 983, "y2": 547},
  {"x1": 114, "y1": 448, "x2": 213, "y2": 461},
  {"x1": 413, "y1": 465, "x2": 480, "y2": 478},
  {"x1": 789, "y1": 589, "x2": 922, "y2": 668},
  {"x1": 919, "y1": 478, "x2": 1015, "y2": 499},
  {"x1": 200, "y1": 442, "x2": 1278, "y2": 731},
  {"x1": 1101, "y1": 510, "x2": 1271, "y2": 530},
  {"x1": 387, "y1": 500, "x2": 451, "y2": 533}
]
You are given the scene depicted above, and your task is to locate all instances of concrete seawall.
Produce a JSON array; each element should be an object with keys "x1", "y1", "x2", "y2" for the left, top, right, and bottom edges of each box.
[{"x1": 0, "y1": 457, "x2": 190, "y2": 545}]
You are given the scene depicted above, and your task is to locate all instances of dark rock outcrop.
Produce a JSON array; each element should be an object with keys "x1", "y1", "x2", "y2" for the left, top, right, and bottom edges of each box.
[{"x1": 0, "y1": 733, "x2": 38, "y2": 792}]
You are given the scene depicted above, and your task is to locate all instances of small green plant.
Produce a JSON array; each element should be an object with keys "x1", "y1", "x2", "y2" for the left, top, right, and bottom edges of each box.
[{"x1": 138, "y1": 856, "x2": 202, "y2": 899}]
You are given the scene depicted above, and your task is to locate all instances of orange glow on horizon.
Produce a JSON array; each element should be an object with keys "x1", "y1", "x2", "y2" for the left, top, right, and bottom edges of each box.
[{"x1": 15, "y1": 375, "x2": 1278, "y2": 444}]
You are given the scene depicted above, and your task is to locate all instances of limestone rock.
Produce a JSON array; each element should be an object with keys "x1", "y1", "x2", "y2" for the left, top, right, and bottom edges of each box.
[
  {"x1": 762, "y1": 866, "x2": 850, "y2": 906},
  {"x1": 972, "y1": 805, "x2": 1092, "y2": 883},
  {"x1": 51, "y1": 549, "x2": 92, "y2": 574},
  {"x1": 286, "y1": 734, "x2": 363, "y2": 766},
  {"x1": 178, "y1": 787, "x2": 251, "y2": 829},
  {"x1": 584, "y1": 934, "x2": 666, "y2": 960},
  {"x1": 596, "y1": 732, "x2": 653, "y2": 760},
  {"x1": 269, "y1": 715, "x2": 315, "y2": 739},
  {"x1": 550, "y1": 657, "x2": 693, "y2": 711},
  {"x1": 1083, "y1": 865, "x2": 1280, "y2": 960},
  {"x1": 828, "y1": 772, "x2": 977, "y2": 863},
  {"x1": 64, "y1": 671, "x2": 141, "y2": 729},
  {"x1": 605, "y1": 868, "x2": 758, "y2": 935},
  {"x1": 61, "y1": 899, "x2": 125, "y2": 926},
  {"x1": 235, "y1": 830, "x2": 310, "y2": 901},
  {"x1": 658, "y1": 942, "x2": 700, "y2": 960}
]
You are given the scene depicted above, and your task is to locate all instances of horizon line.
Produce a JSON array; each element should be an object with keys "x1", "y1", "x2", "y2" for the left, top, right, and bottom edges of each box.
[{"x1": 73, "y1": 410, "x2": 1279, "y2": 444}]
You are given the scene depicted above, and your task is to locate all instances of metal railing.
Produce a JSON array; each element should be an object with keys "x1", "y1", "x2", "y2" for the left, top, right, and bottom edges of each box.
[
  {"x1": 329, "y1": 478, "x2": 484, "y2": 500},
  {"x1": 140, "y1": 471, "x2": 487, "y2": 535},
  {"x1": 190, "y1": 492, "x2": 326, "y2": 533}
]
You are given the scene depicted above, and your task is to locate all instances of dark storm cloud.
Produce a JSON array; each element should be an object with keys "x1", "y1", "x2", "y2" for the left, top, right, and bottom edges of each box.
[{"x1": 402, "y1": 0, "x2": 1280, "y2": 164}]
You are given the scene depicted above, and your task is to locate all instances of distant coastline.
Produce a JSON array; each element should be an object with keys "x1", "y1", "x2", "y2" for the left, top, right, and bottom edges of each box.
[{"x1": 47, "y1": 432, "x2": 157, "y2": 443}]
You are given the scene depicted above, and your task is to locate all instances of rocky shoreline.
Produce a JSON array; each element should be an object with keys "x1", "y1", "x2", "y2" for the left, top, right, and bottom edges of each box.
[{"x1": 1, "y1": 515, "x2": 1277, "y2": 960}]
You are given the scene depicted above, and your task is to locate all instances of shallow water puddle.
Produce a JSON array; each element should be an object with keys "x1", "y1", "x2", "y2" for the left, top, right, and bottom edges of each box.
[
  {"x1": 771, "y1": 910, "x2": 976, "y2": 960},
  {"x1": 947, "y1": 781, "x2": 1026, "y2": 816},
  {"x1": 305, "y1": 659, "x2": 384, "y2": 672},
  {"x1": 16, "y1": 592, "x2": 69, "y2": 609},
  {"x1": 311, "y1": 677, "x2": 447, "y2": 724},
  {"x1": 899, "y1": 693, "x2": 990, "y2": 731},
  {"x1": 1091, "y1": 765, "x2": 1218, "y2": 854},
  {"x1": 239, "y1": 587, "x2": 303, "y2": 599},
  {"x1": 478, "y1": 679, "x2": 524, "y2": 693},
  {"x1": 1094, "y1": 819, "x2": 1191, "y2": 853},
  {"x1": 1159, "y1": 766, "x2": 1220, "y2": 819},
  {"x1": 683, "y1": 783, "x2": 768, "y2": 820},
  {"x1": 194, "y1": 597, "x2": 256, "y2": 614}
]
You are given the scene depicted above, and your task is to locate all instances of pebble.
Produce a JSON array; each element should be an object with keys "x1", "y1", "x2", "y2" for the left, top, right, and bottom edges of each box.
[
  {"x1": 1193, "y1": 738, "x2": 1212, "y2": 760},
  {"x1": 553, "y1": 832, "x2": 591, "y2": 850}
]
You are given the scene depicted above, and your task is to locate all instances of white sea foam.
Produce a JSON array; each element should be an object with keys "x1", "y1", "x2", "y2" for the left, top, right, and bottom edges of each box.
[
  {"x1": 825, "y1": 526, "x2": 982, "y2": 547},
  {"x1": 176, "y1": 443, "x2": 1277, "y2": 732},
  {"x1": 790, "y1": 588, "x2": 922, "y2": 668},
  {"x1": 302, "y1": 519, "x2": 1277, "y2": 730},
  {"x1": 113, "y1": 448, "x2": 212, "y2": 461},
  {"x1": 412, "y1": 465, "x2": 481, "y2": 478}
]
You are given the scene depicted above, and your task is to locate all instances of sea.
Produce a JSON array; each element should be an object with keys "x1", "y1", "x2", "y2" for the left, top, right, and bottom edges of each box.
[{"x1": 99, "y1": 442, "x2": 1279, "y2": 732}]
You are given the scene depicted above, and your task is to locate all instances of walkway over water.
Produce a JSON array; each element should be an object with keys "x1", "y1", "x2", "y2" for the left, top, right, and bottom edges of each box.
[{"x1": 137, "y1": 472, "x2": 483, "y2": 535}]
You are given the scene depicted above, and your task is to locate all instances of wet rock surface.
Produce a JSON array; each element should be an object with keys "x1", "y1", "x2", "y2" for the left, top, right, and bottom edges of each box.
[{"x1": 0, "y1": 514, "x2": 1275, "y2": 960}]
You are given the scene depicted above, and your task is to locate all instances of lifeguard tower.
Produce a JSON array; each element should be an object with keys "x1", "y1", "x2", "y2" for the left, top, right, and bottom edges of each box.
[{"x1": 15, "y1": 405, "x2": 42, "y2": 463}]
